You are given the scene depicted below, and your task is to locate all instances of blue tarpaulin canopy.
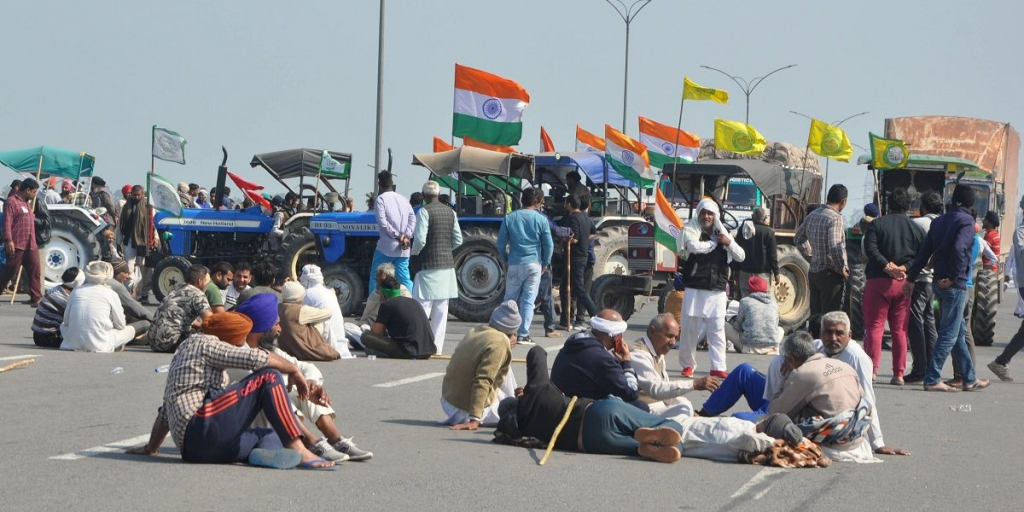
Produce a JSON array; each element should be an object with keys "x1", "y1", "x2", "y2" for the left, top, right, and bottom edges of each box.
[
  {"x1": 533, "y1": 151, "x2": 640, "y2": 188},
  {"x1": 0, "y1": 146, "x2": 95, "y2": 179}
]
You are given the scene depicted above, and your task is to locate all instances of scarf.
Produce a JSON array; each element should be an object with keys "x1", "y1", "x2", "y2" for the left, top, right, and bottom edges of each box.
[
  {"x1": 676, "y1": 198, "x2": 727, "y2": 261},
  {"x1": 122, "y1": 197, "x2": 150, "y2": 249},
  {"x1": 795, "y1": 396, "x2": 872, "y2": 447}
]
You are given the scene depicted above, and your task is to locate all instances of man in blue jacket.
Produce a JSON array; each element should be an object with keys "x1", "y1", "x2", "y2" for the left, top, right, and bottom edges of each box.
[
  {"x1": 551, "y1": 309, "x2": 648, "y2": 411},
  {"x1": 497, "y1": 188, "x2": 554, "y2": 345},
  {"x1": 903, "y1": 185, "x2": 990, "y2": 392}
]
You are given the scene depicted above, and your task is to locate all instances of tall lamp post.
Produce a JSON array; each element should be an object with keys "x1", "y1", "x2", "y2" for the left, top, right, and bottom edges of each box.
[
  {"x1": 790, "y1": 110, "x2": 870, "y2": 197},
  {"x1": 700, "y1": 64, "x2": 797, "y2": 124},
  {"x1": 372, "y1": 0, "x2": 386, "y2": 198},
  {"x1": 605, "y1": 0, "x2": 653, "y2": 132}
]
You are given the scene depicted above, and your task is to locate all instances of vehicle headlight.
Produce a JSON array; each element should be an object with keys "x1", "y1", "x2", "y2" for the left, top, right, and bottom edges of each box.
[{"x1": 322, "y1": 235, "x2": 332, "y2": 247}]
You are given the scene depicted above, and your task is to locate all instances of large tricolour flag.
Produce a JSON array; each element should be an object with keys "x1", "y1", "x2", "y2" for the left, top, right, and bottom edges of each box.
[
  {"x1": 638, "y1": 116, "x2": 700, "y2": 169},
  {"x1": 604, "y1": 124, "x2": 655, "y2": 188},
  {"x1": 463, "y1": 136, "x2": 515, "y2": 153},
  {"x1": 453, "y1": 64, "x2": 530, "y2": 146},
  {"x1": 654, "y1": 188, "x2": 683, "y2": 253},
  {"x1": 575, "y1": 125, "x2": 605, "y2": 153}
]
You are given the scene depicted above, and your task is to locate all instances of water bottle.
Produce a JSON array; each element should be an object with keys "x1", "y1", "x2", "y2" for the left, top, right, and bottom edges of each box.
[
  {"x1": 949, "y1": 404, "x2": 971, "y2": 412},
  {"x1": 155, "y1": 365, "x2": 170, "y2": 373},
  {"x1": 110, "y1": 367, "x2": 124, "y2": 375},
  {"x1": 367, "y1": 355, "x2": 377, "y2": 361}
]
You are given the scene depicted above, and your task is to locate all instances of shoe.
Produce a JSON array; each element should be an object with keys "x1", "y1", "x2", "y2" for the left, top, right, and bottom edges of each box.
[
  {"x1": 903, "y1": 373, "x2": 924, "y2": 384},
  {"x1": 517, "y1": 336, "x2": 536, "y2": 346},
  {"x1": 681, "y1": 367, "x2": 694, "y2": 378},
  {"x1": 709, "y1": 370, "x2": 728, "y2": 379},
  {"x1": 571, "y1": 322, "x2": 588, "y2": 331},
  {"x1": 634, "y1": 427, "x2": 682, "y2": 463},
  {"x1": 545, "y1": 330, "x2": 562, "y2": 338},
  {"x1": 962, "y1": 379, "x2": 991, "y2": 392},
  {"x1": 988, "y1": 361, "x2": 1015, "y2": 382},
  {"x1": 889, "y1": 377, "x2": 904, "y2": 386},
  {"x1": 311, "y1": 439, "x2": 350, "y2": 462},
  {"x1": 333, "y1": 437, "x2": 373, "y2": 461}
]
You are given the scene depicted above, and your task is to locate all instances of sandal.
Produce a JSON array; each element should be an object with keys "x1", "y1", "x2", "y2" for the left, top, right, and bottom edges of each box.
[
  {"x1": 923, "y1": 382, "x2": 959, "y2": 392},
  {"x1": 962, "y1": 379, "x2": 990, "y2": 392},
  {"x1": 247, "y1": 448, "x2": 301, "y2": 469},
  {"x1": 298, "y1": 457, "x2": 337, "y2": 470}
]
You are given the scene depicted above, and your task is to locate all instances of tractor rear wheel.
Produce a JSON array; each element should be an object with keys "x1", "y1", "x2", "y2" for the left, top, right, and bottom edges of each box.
[
  {"x1": 450, "y1": 226, "x2": 505, "y2": 323},
  {"x1": 776, "y1": 244, "x2": 810, "y2": 332},
  {"x1": 322, "y1": 264, "x2": 367, "y2": 317},
  {"x1": 845, "y1": 241, "x2": 866, "y2": 340},
  {"x1": 277, "y1": 227, "x2": 318, "y2": 281},
  {"x1": 591, "y1": 274, "x2": 635, "y2": 320},
  {"x1": 43, "y1": 216, "x2": 101, "y2": 288},
  {"x1": 972, "y1": 269, "x2": 998, "y2": 347},
  {"x1": 592, "y1": 225, "x2": 629, "y2": 282},
  {"x1": 151, "y1": 256, "x2": 193, "y2": 302}
]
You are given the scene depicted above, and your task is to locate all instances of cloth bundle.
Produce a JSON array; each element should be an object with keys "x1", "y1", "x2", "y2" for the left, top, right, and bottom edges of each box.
[
  {"x1": 795, "y1": 396, "x2": 872, "y2": 447},
  {"x1": 739, "y1": 439, "x2": 831, "y2": 468}
]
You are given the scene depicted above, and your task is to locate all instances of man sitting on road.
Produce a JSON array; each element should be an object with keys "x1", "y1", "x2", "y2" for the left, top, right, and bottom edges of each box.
[
  {"x1": 725, "y1": 275, "x2": 784, "y2": 355},
  {"x1": 60, "y1": 261, "x2": 141, "y2": 353},
  {"x1": 110, "y1": 259, "x2": 154, "y2": 338},
  {"x1": 300, "y1": 264, "x2": 352, "y2": 358},
  {"x1": 551, "y1": 309, "x2": 647, "y2": 411},
  {"x1": 358, "y1": 276, "x2": 436, "y2": 359},
  {"x1": 630, "y1": 313, "x2": 720, "y2": 416},
  {"x1": 346, "y1": 262, "x2": 411, "y2": 345},
  {"x1": 147, "y1": 264, "x2": 213, "y2": 353},
  {"x1": 235, "y1": 294, "x2": 372, "y2": 462},
  {"x1": 126, "y1": 311, "x2": 335, "y2": 469},
  {"x1": 441, "y1": 301, "x2": 521, "y2": 430},
  {"x1": 236, "y1": 262, "x2": 282, "y2": 307},
  {"x1": 31, "y1": 267, "x2": 83, "y2": 348},
  {"x1": 204, "y1": 261, "x2": 234, "y2": 314},
  {"x1": 224, "y1": 262, "x2": 251, "y2": 310},
  {"x1": 277, "y1": 282, "x2": 340, "y2": 361}
]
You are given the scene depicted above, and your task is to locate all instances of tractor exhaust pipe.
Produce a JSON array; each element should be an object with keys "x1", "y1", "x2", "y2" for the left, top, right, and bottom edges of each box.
[{"x1": 214, "y1": 146, "x2": 228, "y2": 209}]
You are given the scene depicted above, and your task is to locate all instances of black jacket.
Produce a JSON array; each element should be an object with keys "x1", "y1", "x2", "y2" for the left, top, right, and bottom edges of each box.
[
  {"x1": 682, "y1": 231, "x2": 730, "y2": 292},
  {"x1": 734, "y1": 221, "x2": 778, "y2": 276},
  {"x1": 550, "y1": 331, "x2": 645, "y2": 408},
  {"x1": 864, "y1": 213, "x2": 926, "y2": 279}
]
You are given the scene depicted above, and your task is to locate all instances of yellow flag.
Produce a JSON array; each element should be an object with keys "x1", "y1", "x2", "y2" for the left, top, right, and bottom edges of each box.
[
  {"x1": 869, "y1": 132, "x2": 909, "y2": 169},
  {"x1": 682, "y1": 77, "x2": 729, "y2": 104},
  {"x1": 714, "y1": 119, "x2": 766, "y2": 155},
  {"x1": 807, "y1": 119, "x2": 854, "y2": 162}
]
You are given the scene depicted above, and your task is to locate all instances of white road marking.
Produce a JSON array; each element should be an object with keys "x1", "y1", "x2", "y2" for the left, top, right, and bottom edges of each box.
[
  {"x1": 544, "y1": 345, "x2": 561, "y2": 353},
  {"x1": 729, "y1": 467, "x2": 786, "y2": 499},
  {"x1": 50, "y1": 434, "x2": 155, "y2": 461},
  {"x1": 0, "y1": 354, "x2": 41, "y2": 362},
  {"x1": 374, "y1": 372, "x2": 446, "y2": 388}
]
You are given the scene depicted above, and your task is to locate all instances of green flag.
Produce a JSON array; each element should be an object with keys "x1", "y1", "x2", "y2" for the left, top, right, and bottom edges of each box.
[{"x1": 319, "y1": 150, "x2": 350, "y2": 179}]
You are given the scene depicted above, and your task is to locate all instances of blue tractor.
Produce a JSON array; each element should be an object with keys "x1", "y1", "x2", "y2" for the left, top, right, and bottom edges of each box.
[
  {"x1": 277, "y1": 146, "x2": 533, "y2": 322},
  {"x1": 150, "y1": 147, "x2": 353, "y2": 301}
]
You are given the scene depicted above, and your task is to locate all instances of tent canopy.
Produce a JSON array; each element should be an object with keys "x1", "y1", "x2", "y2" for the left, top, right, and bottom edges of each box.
[
  {"x1": 663, "y1": 160, "x2": 821, "y2": 201},
  {"x1": 533, "y1": 151, "x2": 636, "y2": 187},
  {"x1": 412, "y1": 146, "x2": 534, "y2": 180},
  {"x1": 0, "y1": 146, "x2": 94, "y2": 180},
  {"x1": 250, "y1": 148, "x2": 352, "y2": 180}
]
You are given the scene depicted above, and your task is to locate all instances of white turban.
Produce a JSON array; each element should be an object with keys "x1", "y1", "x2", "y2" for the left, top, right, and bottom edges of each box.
[
  {"x1": 84, "y1": 261, "x2": 113, "y2": 286},
  {"x1": 65, "y1": 270, "x2": 85, "y2": 289},
  {"x1": 590, "y1": 316, "x2": 629, "y2": 337},
  {"x1": 281, "y1": 281, "x2": 305, "y2": 304},
  {"x1": 676, "y1": 198, "x2": 728, "y2": 261},
  {"x1": 300, "y1": 264, "x2": 324, "y2": 288}
]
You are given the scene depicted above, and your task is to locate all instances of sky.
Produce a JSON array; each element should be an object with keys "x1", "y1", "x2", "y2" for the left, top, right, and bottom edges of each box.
[{"x1": 2, "y1": 0, "x2": 1021, "y2": 215}]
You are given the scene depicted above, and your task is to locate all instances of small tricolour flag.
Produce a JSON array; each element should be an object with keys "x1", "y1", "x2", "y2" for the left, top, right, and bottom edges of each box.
[
  {"x1": 148, "y1": 173, "x2": 182, "y2": 217},
  {"x1": 604, "y1": 124, "x2": 655, "y2": 188},
  {"x1": 654, "y1": 188, "x2": 683, "y2": 253},
  {"x1": 453, "y1": 64, "x2": 530, "y2": 146},
  {"x1": 869, "y1": 132, "x2": 909, "y2": 170},
  {"x1": 714, "y1": 119, "x2": 766, "y2": 156},
  {"x1": 638, "y1": 116, "x2": 700, "y2": 169},
  {"x1": 152, "y1": 126, "x2": 186, "y2": 164},
  {"x1": 807, "y1": 119, "x2": 854, "y2": 162},
  {"x1": 319, "y1": 150, "x2": 351, "y2": 179},
  {"x1": 575, "y1": 125, "x2": 605, "y2": 153}
]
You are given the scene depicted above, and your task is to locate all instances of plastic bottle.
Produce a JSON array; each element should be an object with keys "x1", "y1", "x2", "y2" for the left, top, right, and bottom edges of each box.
[
  {"x1": 367, "y1": 355, "x2": 377, "y2": 361},
  {"x1": 948, "y1": 404, "x2": 971, "y2": 412},
  {"x1": 110, "y1": 367, "x2": 124, "y2": 374},
  {"x1": 155, "y1": 365, "x2": 170, "y2": 373}
]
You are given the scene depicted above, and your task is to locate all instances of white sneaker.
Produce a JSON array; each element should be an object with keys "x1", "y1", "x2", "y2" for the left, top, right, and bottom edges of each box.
[
  {"x1": 333, "y1": 437, "x2": 373, "y2": 461},
  {"x1": 312, "y1": 438, "x2": 350, "y2": 462}
]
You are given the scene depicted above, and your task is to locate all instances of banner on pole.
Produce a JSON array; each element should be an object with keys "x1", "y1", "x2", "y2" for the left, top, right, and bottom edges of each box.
[
  {"x1": 148, "y1": 173, "x2": 182, "y2": 217},
  {"x1": 152, "y1": 126, "x2": 187, "y2": 164},
  {"x1": 319, "y1": 150, "x2": 350, "y2": 179}
]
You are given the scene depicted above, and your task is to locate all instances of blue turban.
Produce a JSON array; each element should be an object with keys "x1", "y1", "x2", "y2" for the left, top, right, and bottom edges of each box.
[{"x1": 236, "y1": 293, "x2": 280, "y2": 333}]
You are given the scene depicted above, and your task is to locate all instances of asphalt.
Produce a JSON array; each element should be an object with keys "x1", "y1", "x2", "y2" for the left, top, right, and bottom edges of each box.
[{"x1": 1, "y1": 293, "x2": 1021, "y2": 511}]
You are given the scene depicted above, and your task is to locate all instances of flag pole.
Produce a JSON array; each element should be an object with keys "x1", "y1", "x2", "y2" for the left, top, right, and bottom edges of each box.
[
  {"x1": 10, "y1": 153, "x2": 44, "y2": 305},
  {"x1": 671, "y1": 97, "x2": 686, "y2": 204}
]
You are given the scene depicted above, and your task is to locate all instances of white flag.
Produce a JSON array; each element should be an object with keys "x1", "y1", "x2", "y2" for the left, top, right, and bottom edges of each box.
[
  {"x1": 319, "y1": 150, "x2": 349, "y2": 178},
  {"x1": 148, "y1": 173, "x2": 182, "y2": 217},
  {"x1": 152, "y1": 126, "x2": 187, "y2": 164}
]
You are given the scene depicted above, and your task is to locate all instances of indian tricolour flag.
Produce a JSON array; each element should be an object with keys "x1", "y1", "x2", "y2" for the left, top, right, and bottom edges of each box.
[
  {"x1": 453, "y1": 64, "x2": 530, "y2": 146},
  {"x1": 604, "y1": 124, "x2": 655, "y2": 188},
  {"x1": 638, "y1": 116, "x2": 699, "y2": 169},
  {"x1": 654, "y1": 187, "x2": 683, "y2": 253},
  {"x1": 575, "y1": 125, "x2": 605, "y2": 154}
]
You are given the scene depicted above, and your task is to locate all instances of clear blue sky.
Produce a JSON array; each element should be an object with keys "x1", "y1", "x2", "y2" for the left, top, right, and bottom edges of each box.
[{"x1": 1, "y1": 0, "x2": 1020, "y2": 213}]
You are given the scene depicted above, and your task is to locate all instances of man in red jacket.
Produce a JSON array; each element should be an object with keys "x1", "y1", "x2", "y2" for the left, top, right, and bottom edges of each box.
[
  {"x1": 0, "y1": 178, "x2": 41, "y2": 305},
  {"x1": 983, "y1": 211, "x2": 1001, "y2": 271}
]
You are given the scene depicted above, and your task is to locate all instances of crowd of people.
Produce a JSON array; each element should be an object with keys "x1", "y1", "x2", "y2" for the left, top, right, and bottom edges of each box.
[{"x1": 4, "y1": 167, "x2": 1021, "y2": 470}]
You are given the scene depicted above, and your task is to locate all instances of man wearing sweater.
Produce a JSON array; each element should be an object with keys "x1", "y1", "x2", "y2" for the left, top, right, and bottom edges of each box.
[
  {"x1": 734, "y1": 206, "x2": 779, "y2": 297},
  {"x1": 551, "y1": 309, "x2": 647, "y2": 411},
  {"x1": 497, "y1": 188, "x2": 553, "y2": 345},
  {"x1": 861, "y1": 188, "x2": 925, "y2": 385},
  {"x1": 440, "y1": 301, "x2": 521, "y2": 430}
]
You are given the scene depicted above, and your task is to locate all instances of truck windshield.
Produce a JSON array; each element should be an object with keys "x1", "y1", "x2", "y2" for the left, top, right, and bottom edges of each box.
[
  {"x1": 945, "y1": 182, "x2": 990, "y2": 220},
  {"x1": 725, "y1": 178, "x2": 759, "y2": 209}
]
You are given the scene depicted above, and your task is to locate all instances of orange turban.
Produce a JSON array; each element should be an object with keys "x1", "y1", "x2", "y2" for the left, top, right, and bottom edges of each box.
[{"x1": 202, "y1": 312, "x2": 253, "y2": 346}]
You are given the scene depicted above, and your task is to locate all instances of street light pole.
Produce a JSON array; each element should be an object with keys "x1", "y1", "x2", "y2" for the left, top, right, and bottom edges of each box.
[
  {"x1": 700, "y1": 64, "x2": 797, "y2": 124},
  {"x1": 605, "y1": 0, "x2": 653, "y2": 132},
  {"x1": 790, "y1": 110, "x2": 869, "y2": 198},
  {"x1": 372, "y1": 0, "x2": 386, "y2": 199}
]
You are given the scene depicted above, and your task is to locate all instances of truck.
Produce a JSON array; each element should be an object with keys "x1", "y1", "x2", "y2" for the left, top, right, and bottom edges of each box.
[{"x1": 847, "y1": 116, "x2": 1019, "y2": 346}]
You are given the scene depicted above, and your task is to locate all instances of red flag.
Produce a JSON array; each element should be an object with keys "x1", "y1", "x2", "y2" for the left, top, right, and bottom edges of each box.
[
  {"x1": 540, "y1": 126, "x2": 555, "y2": 152},
  {"x1": 227, "y1": 170, "x2": 264, "y2": 191},
  {"x1": 433, "y1": 136, "x2": 454, "y2": 152},
  {"x1": 245, "y1": 189, "x2": 271, "y2": 210}
]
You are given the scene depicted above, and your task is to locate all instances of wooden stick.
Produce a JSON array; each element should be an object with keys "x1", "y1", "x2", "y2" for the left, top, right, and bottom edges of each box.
[
  {"x1": 429, "y1": 354, "x2": 527, "y2": 364},
  {"x1": 0, "y1": 359, "x2": 35, "y2": 373},
  {"x1": 539, "y1": 395, "x2": 578, "y2": 466},
  {"x1": 565, "y1": 238, "x2": 573, "y2": 328}
]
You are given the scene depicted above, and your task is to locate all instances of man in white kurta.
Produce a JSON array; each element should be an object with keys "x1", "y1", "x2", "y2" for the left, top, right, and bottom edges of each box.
[
  {"x1": 60, "y1": 261, "x2": 137, "y2": 353},
  {"x1": 300, "y1": 264, "x2": 354, "y2": 359},
  {"x1": 631, "y1": 313, "x2": 720, "y2": 417},
  {"x1": 676, "y1": 199, "x2": 744, "y2": 377},
  {"x1": 411, "y1": 182, "x2": 462, "y2": 354}
]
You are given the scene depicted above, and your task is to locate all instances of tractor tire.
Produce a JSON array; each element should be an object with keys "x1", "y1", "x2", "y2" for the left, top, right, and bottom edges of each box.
[
  {"x1": 277, "y1": 227, "x2": 318, "y2": 281},
  {"x1": 846, "y1": 241, "x2": 866, "y2": 340},
  {"x1": 151, "y1": 256, "x2": 193, "y2": 302},
  {"x1": 322, "y1": 264, "x2": 367, "y2": 317},
  {"x1": 450, "y1": 226, "x2": 505, "y2": 323},
  {"x1": 43, "y1": 216, "x2": 101, "y2": 287},
  {"x1": 776, "y1": 244, "x2": 810, "y2": 333},
  {"x1": 972, "y1": 269, "x2": 999, "y2": 347},
  {"x1": 591, "y1": 274, "x2": 634, "y2": 320},
  {"x1": 592, "y1": 225, "x2": 629, "y2": 282}
]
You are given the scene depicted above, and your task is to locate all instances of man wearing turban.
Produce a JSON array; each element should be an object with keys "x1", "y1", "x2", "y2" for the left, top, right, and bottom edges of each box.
[{"x1": 59, "y1": 261, "x2": 141, "y2": 352}]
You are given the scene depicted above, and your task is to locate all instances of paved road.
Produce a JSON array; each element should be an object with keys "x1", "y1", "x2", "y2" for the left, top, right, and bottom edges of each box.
[{"x1": 1, "y1": 293, "x2": 1021, "y2": 511}]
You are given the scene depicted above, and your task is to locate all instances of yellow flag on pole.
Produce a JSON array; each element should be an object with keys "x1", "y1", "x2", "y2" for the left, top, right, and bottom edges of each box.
[
  {"x1": 682, "y1": 77, "x2": 729, "y2": 104},
  {"x1": 807, "y1": 119, "x2": 854, "y2": 162},
  {"x1": 714, "y1": 119, "x2": 766, "y2": 155},
  {"x1": 869, "y1": 132, "x2": 909, "y2": 169}
]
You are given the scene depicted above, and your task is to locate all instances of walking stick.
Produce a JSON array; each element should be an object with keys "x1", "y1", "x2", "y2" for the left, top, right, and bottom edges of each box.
[
  {"x1": 564, "y1": 237, "x2": 573, "y2": 330},
  {"x1": 539, "y1": 396, "x2": 577, "y2": 466},
  {"x1": 0, "y1": 359, "x2": 34, "y2": 373}
]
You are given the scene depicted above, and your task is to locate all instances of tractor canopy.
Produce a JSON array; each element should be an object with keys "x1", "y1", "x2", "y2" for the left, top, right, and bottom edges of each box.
[
  {"x1": 250, "y1": 148, "x2": 352, "y2": 180},
  {"x1": 533, "y1": 152, "x2": 637, "y2": 188},
  {"x1": 412, "y1": 146, "x2": 534, "y2": 180},
  {"x1": 663, "y1": 160, "x2": 822, "y2": 203}
]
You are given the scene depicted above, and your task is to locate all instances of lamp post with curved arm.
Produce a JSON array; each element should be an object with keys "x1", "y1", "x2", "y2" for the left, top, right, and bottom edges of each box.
[
  {"x1": 790, "y1": 110, "x2": 870, "y2": 198},
  {"x1": 605, "y1": 0, "x2": 653, "y2": 132},
  {"x1": 701, "y1": 64, "x2": 797, "y2": 124}
]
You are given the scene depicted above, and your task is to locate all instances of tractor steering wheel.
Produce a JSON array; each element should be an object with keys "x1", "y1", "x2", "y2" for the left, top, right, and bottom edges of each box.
[{"x1": 720, "y1": 209, "x2": 740, "y2": 231}]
